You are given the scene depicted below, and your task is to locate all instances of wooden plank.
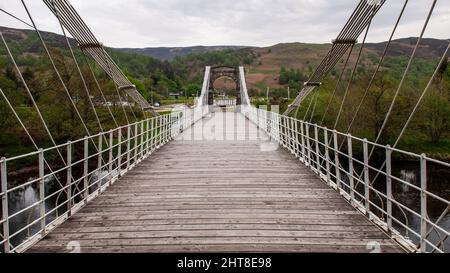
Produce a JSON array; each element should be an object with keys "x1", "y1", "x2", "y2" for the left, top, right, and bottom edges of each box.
[
  {"x1": 41, "y1": 230, "x2": 391, "y2": 240},
  {"x1": 28, "y1": 244, "x2": 404, "y2": 253},
  {"x1": 52, "y1": 224, "x2": 384, "y2": 233},
  {"x1": 32, "y1": 237, "x2": 399, "y2": 247},
  {"x1": 55, "y1": 218, "x2": 377, "y2": 226}
]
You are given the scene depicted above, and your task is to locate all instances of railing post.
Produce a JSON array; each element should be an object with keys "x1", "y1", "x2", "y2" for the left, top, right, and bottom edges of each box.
[
  {"x1": 283, "y1": 116, "x2": 288, "y2": 148},
  {"x1": 169, "y1": 114, "x2": 172, "y2": 141},
  {"x1": 276, "y1": 114, "x2": 281, "y2": 143},
  {"x1": 146, "y1": 119, "x2": 150, "y2": 155},
  {"x1": 306, "y1": 123, "x2": 311, "y2": 167},
  {"x1": 168, "y1": 114, "x2": 172, "y2": 141},
  {"x1": 324, "y1": 130, "x2": 331, "y2": 185},
  {"x1": 290, "y1": 118, "x2": 296, "y2": 154},
  {"x1": 38, "y1": 149, "x2": 45, "y2": 234},
  {"x1": 347, "y1": 134, "x2": 354, "y2": 202},
  {"x1": 117, "y1": 129, "x2": 122, "y2": 177},
  {"x1": 108, "y1": 130, "x2": 113, "y2": 175},
  {"x1": 333, "y1": 130, "x2": 341, "y2": 190},
  {"x1": 150, "y1": 118, "x2": 155, "y2": 152},
  {"x1": 1, "y1": 157, "x2": 10, "y2": 253},
  {"x1": 134, "y1": 123, "x2": 138, "y2": 163},
  {"x1": 386, "y1": 145, "x2": 392, "y2": 230},
  {"x1": 314, "y1": 124, "x2": 320, "y2": 173},
  {"x1": 363, "y1": 139, "x2": 370, "y2": 214},
  {"x1": 127, "y1": 126, "x2": 131, "y2": 171},
  {"x1": 283, "y1": 116, "x2": 288, "y2": 150},
  {"x1": 286, "y1": 117, "x2": 290, "y2": 149},
  {"x1": 279, "y1": 116, "x2": 284, "y2": 147},
  {"x1": 420, "y1": 153, "x2": 427, "y2": 253},
  {"x1": 300, "y1": 121, "x2": 306, "y2": 163},
  {"x1": 184, "y1": 109, "x2": 187, "y2": 132},
  {"x1": 162, "y1": 115, "x2": 166, "y2": 144},
  {"x1": 158, "y1": 116, "x2": 162, "y2": 148},
  {"x1": 164, "y1": 115, "x2": 168, "y2": 143},
  {"x1": 66, "y1": 142, "x2": 72, "y2": 216},
  {"x1": 83, "y1": 137, "x2": 89, "y2": 201},
  {"x1": 270, "y1": 112, "x2": 274, "y2": 140},
  {"x1": 97, "y1": 134, "x2": 103, "y2": 193},
  {"x1": 294, "y1": 119, "x2": 299, "y2": 158},
  {"x1": 170, "y1": 114, "x2": 174, "y2": 139},
  {"x1": 158, "y1": 116, "x2": 163, "y2": 147},
  {"x1": 140, "y1": 120, "x2": 144, "y2": 159}
]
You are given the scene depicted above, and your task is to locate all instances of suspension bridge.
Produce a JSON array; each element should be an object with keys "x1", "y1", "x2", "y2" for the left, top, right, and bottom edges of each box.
[{"x1": 0, "y1": 0, "x2": 449, "y2": 253}]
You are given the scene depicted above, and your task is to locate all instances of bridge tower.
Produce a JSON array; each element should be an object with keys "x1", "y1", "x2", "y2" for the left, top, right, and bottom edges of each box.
[{"x1": 197, "y1": 66, "x2": 251, "y2": 112}]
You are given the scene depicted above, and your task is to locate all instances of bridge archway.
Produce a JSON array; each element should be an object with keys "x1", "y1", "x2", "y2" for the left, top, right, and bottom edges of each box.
[{"x1": 208, "y1": 66, "x2": 241, "y2": 105}]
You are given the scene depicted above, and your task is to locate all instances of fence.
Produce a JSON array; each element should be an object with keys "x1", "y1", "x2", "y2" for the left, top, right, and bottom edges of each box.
[
  {"x1": 0, "y1": 106, "x2": 207, "y2": 253},
  {"x1": 243, "y1": 106, "x2": 450, "y2": 253}
]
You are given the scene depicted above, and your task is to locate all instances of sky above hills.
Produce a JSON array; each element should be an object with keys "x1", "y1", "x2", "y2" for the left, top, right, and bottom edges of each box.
[{"x1": 1, "y1": 0, "x2": 449, "y2": 48}]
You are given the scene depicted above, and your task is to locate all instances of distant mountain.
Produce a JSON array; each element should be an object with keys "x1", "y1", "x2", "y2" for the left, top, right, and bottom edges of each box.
[
  {"x1": 115, "y1": 46, "x2": 249, "y2": 61},
  {"x1": 1, "y1": 26, "x2": 448, "y2": 93},
  {"x1": 365, "y1": 37, "x2": 450, "y2": 59}
]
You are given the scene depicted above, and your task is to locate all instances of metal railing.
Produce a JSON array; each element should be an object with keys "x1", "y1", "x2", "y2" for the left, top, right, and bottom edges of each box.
[
  {"x1": 2, "y1": 104, "x2": 448, "y2": 253},
  {"x1": 242, "y1": 106, "x2": 450, "y2": 253},
  {"x1": 0, "y1": 106, "x2": 207, "y2": 253},
  {"x1": 214, "y1": 99, "x2": 236, "y2": 107}
]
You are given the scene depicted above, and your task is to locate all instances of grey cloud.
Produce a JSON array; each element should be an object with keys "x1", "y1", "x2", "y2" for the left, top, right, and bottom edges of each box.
[{"x1": 1, "y1": 0, "x2": 448, "y2": 48}]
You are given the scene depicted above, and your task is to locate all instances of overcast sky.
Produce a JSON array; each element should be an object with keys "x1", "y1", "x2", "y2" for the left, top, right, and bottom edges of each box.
[{"x1": 1, "y1": 0, "x2": 449, "y2": 48}]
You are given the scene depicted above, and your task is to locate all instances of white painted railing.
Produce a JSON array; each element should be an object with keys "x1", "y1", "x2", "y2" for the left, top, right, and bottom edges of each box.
[
  {"x1": 214, "y1": 99, "x2": 236, "y2": 107},
  {"x1": 0, "y1": 107, "x2": 207, "y2": 253},
  {"x1": 242, "y1": 105, "x2": 450, "y2": 253}
]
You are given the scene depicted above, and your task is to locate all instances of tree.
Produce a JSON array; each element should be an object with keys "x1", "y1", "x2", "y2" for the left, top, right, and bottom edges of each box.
[
  {"x1": 420, "y1": 63, "x2": 450, "y2": 143},
  {"x1": 422, "y1": 90, "x2": 449, "y2": 143},
  {"x1": 365, "y1": 72, "x2": 396, "y2": 141}
]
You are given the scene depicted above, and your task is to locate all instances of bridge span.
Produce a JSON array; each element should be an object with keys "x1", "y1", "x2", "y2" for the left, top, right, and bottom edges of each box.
[
  {"x1": 27, "y1": 111, "x2": 403, "y2": 253},
  {"x1": 1, "y1": 0, "x2": 449, "y2": 254}
]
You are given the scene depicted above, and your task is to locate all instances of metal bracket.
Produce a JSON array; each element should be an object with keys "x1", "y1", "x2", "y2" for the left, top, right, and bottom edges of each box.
[
  {"x1": 304, "y1": 82, "x2": 322, "y2": 87},
  {"x1": 78, "y1": 42, "x2": 104, "y2": 50},
  {"x1": 332, "y1": 39, "x2": 357, "y2": 44}
]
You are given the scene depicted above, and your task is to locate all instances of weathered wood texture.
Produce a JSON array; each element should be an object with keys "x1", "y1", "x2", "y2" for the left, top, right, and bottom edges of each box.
[{"x1": 28, "y1": 112, "x2": 404, "y2": 253}]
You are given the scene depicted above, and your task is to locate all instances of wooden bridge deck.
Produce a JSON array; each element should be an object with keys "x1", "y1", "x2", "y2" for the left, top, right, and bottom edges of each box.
[{"x1": 28, "y1": 112, "x2": 404, "y2": 253}]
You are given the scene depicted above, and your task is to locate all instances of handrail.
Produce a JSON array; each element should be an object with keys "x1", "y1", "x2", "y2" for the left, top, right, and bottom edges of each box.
[
  {"x1": 0, "y1": 107, "x2": 209, "y2": 253},
  {"x1": 242, "y1": 105, "x2": 450, "y2": 253}
]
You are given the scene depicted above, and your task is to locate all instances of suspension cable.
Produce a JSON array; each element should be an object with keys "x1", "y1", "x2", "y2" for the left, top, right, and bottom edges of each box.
[
  {"x1": 50, "y1": 0, "x2": 106, "y2": 135},
  {"x1": 370, "y1": 0, "x2": 437, "y2": 157},
  {"x1": 0, "y1": 8, "x2": 33, "y2": 28},
  {"x1": 80, "y1": 52, "x2": 120, "y2": 128},
  {"x1": 334, "y1": 19, "x2": 372, "y2": 129},
  {"x1": 21, "y1": 0, "x2": 99, "y2": 150},
  {"x1": 309, "y1": 90, "x2": 320, "y2": 123},
  {"x1": 364, "y1": 42, "x2": 450, "y2": 188},
  {"x1": 0, "y1": 31, "x2": 65, "y2": 164},
  {"x1": 319, "y1": 44, "x2": 355, "y2": 126},
  {"x1": 302, "y1": 92, "x2": 316, "y2": 121},
  {"x1": 284, "y1": 0, "x2": 386, "y2": 115},
  {"x1": 345, "y1": 0, "x2": 409, "y2": 135},
  {"x1": 394, "y1": 42, "x2": 450, "y2": 147},
  {"x1": 0, "y1": 88, "x2": 72, "y2": 194}
]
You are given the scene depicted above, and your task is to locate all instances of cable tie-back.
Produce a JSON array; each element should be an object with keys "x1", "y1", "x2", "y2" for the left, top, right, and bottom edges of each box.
[
  {"x1": 304, "y1": 82, "x2": 322, "y2": 87},
  {"x1": 118, "y1": 85, "x2": 137, "y2": 91},
  {"x1": 332, "y1": 39, "x2": 357, "y2": 44},
  {"x1": 78, "y1": 42, "x2": 104, "y2": 50}
]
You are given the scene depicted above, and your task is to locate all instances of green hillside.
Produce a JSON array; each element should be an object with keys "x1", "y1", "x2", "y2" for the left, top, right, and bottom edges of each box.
[{"x1": 0, "y1": 26, "x2": 449, "y2": 159}]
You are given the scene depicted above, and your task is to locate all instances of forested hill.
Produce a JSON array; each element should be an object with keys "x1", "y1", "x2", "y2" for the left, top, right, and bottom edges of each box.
[
  {"x1": 1, "y1": 26, "x2": 449, "y2": 158},
  {"x1": 116, "y1": 46, "x2": 249, "y2": 61},
  {"x1": 2, "y1": 26, "x2": 448, "y2": 94}
]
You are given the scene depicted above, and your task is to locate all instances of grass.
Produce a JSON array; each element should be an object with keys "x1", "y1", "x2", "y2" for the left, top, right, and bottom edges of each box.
[
  {"x1": 249, "y1": 69, "x2": 278, "y2": 75},
  {"x1": 159, "y1": 98, "x2": 195, "y2": 106}
]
